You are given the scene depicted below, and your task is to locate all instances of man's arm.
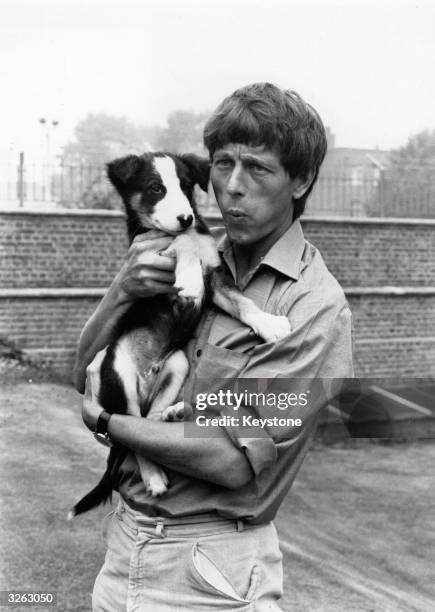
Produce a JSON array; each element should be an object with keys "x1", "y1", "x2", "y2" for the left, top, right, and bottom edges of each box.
[
  {"x1": 82, "y1": 354, "x2": 253, "y2": 489},
  {"x1": 74, "y1": 231, "x2": 177, "y2": 393},
  {"x1": 109, "y1": 416, "x2": 254, "y2": 489}
]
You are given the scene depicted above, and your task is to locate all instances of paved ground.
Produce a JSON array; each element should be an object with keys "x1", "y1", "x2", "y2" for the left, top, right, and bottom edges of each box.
[{"x1": 0, "y1": 378, "x2": 434, "y2": 611}]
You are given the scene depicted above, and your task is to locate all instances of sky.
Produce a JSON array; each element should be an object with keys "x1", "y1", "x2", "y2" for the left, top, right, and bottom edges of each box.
[{"x1": 1, "y1": 0, "x2": 435, "y2": 161}]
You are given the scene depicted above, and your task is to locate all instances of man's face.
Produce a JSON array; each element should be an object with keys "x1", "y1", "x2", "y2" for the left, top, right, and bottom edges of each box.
[{"x1": 210, "y1": 143, "x2": 304, "y2": 248}]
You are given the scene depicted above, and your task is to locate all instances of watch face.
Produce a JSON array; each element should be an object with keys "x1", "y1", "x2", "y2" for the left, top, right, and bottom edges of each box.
[{"x1": 94, "y1": 432, "x2": 114, "y2": 448}]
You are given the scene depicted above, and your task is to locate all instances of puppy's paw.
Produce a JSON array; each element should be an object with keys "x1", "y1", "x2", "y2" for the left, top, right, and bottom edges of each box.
[
  {"x1": 247, "y1": 312, "x2": 291, "y2": 343},
  {"x1": 146, "y1": 471, "x2": 169, "y2": 497},
  {"x1": 175, "y1": 276, "x2": 205, "y2": 308},
  {"x1": 162, "y1": 401, "x2": 185, "y2": 422}
]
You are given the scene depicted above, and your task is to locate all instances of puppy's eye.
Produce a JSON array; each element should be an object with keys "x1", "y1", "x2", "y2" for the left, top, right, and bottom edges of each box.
[{"x1": 149, "y1": 184, "x2": 164, "y2": 194}]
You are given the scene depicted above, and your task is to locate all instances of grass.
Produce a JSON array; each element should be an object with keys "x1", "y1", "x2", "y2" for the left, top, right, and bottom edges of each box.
[
  {"x1": 1, "y1": 364, "x2": 434, "y2": 611},
  {"x1": 0, "y1": 378, "x2": 109, "y2": 612}
]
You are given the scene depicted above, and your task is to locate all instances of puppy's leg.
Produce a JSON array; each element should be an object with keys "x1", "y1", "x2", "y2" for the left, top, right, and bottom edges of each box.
[
  {"x1": 161, "y1": 231, "x2": 205, "y2": 307},
  {"x1": 135, "y1": 456, "x2": 169, "y2": 497},
  {"x1": 112, "y1": 338, "x2": 169, "y2": 496},
  {"x1": 210, "y1": 267, "x2": 291, "y2": 342},
  {"x1": 193, "y1": 232, "x2": 290, "y2": 341},
  {"x1": 134, "y1": 351, "x2": 190, "y2": 495},
  {"x1": 147, "y1": 350, "x2": 190, "y2": 422}
]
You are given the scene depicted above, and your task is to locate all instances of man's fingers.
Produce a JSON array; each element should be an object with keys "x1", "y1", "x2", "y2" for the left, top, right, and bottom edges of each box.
[
  {"x1": 86, "y1": 347, "x2": 108, "y2": 374},
  {"x1": 150, "y1": 255, "x2": 176, "y2": 271},
  {"x1": 149, "y1": 281, "x2": 179, "y2": 294},
  {"x1": 132, "y1": 233, "x2": 174, "y2": 251},
  {"x1": 85, "y1": 347, "x2": 108, "y2": 398},
  {"x1": 133, "y1": 230, "x2": 167, "y2": 241}
]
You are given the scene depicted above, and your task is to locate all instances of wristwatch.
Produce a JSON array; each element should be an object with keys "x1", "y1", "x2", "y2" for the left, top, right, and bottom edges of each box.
[{"x1": 93, "y1": 410, "x2": 114, "y2": 447}]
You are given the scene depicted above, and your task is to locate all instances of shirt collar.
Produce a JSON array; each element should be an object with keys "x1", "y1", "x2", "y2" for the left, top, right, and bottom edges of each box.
[{"x1": 217, "y1": 219, "x2": 306, "y2": 281}]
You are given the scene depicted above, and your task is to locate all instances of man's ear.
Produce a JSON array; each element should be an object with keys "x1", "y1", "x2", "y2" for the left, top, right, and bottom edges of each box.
[
  {"x1": 106, "y1": 155, "x2": 141, "y2": 192},
  {"x1": 179, "y1": 154, "x2": 211, "y2": 192},
  {"x1": 293, "y1": 170, "x2": 316, "y2": 200}
]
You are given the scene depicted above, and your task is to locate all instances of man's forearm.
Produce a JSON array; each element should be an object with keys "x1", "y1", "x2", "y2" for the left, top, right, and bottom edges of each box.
[
  {"x1": 73, "y1": 282, "x2": 131, "y2": 393},
  {"x1": 107, "y1": 414, "x2": 254, "y2": 489}
]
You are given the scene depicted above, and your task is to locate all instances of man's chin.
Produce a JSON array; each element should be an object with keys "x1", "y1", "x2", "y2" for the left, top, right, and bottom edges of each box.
[{"x1": 225, "y1": 226, "x2": 254, "y2": 246}]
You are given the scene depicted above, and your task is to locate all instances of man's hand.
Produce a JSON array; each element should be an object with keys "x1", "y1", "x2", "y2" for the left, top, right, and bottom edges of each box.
[
  {"x1": 115, "y1": 230, "x2": 178, "y2": 303},
  {"x1": 82, "y1": 348, "x2": 107, "y2": 431}
]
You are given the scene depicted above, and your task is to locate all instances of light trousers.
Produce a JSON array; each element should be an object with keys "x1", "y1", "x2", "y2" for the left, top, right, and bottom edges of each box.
[{"x1": 92, "y1": 498, "x2": 283, "y2": 611}]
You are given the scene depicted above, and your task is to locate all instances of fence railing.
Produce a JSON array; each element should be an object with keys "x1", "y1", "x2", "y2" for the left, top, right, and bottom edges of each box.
[
  {"x1": 1, "y1": 157, "x2": 119, "y2": 210},
  {"x1": 2, "y1": 156, "x2": 435, "y2": 218}
]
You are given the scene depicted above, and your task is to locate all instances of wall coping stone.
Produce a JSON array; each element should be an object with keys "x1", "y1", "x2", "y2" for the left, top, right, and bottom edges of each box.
[
  {"x1": 1, "y1": 208, "x2": 435, "y2": 226},
  {"x1": 2, "y1": 286, "x2": 435, "y2": 299},
  {"x1": 0, "y1": 207, "x2": 125, "y2": 218}
]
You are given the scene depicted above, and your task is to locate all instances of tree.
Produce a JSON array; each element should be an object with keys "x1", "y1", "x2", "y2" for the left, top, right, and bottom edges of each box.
[
  {"x1": 379, "y1": 130, "x2": 435, "y2": 217},
  {"x1": 153, "y1": 109, "x2": 209, "y2": 154},
  {"x1": 62, "y1": 113, "x2": 155, "y2": 166},
  {"x1": 390, "y1": 129, "x2": 435, "y2": 168},
  {"x1": 56, "y1": 110, "x2": 210, "y2": 209},
  {"x1": 58, "y1": 114, "x2": 157, "y2": 209}
]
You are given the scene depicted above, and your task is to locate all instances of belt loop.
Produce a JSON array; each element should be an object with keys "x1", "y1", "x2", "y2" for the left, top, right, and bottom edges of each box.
[
  {"x1": 155, "y1": 520, "x2": 165, "y2": 538},
  {"x1": 236, "y1": 519, "x2": 244, "y2": 532}
]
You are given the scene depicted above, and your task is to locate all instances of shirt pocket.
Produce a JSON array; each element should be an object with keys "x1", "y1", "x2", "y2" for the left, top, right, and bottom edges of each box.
[
  {"x1": 195, "y1": 343, "x2": 250, "y2": 388},
  {"x1": 196, "y1": 344, "x2": 249, "y2": 378}
]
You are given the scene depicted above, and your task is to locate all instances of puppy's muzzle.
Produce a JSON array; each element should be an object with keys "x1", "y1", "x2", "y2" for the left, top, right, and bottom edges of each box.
[{"x1": 177, "y1": 214, "x2": 193, "y2": 229}]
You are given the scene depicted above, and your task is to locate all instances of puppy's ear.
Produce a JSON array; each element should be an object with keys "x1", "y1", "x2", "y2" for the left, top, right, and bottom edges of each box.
[
  {"x1": 107, "y1": 155, "x2": 141, "y2": 192},
  {"x1": 179, "y1": 154, "x2": 210, "y2": 192}
]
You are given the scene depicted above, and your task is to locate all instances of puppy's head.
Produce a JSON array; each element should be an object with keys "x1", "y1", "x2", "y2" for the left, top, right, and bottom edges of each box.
[{"x1": 107, "y1": 152, "x2": 210, "y2": 241}]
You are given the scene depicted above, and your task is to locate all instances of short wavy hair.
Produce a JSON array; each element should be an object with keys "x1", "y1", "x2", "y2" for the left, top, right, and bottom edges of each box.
[{"x1": 203, "y1": 82, "x2": 327, "y2": 219}]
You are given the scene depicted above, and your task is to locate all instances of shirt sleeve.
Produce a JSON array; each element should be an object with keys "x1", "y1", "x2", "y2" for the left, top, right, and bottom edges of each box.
[{"x1": 222, "y1": 296, "x2": 354, "y2": 477}]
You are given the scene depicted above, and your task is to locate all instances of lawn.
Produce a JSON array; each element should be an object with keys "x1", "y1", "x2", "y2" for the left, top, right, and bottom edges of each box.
[{"x1": 0, "y1": 370, "x2": 434, "y2": 611}]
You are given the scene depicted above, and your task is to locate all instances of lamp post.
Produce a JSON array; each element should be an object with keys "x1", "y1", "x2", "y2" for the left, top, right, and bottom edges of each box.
[{"x1": 39, "y1": 118, "x2": 59, "y2": 202}]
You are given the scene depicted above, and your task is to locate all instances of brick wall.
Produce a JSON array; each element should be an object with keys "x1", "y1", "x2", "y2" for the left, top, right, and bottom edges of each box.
[{"x1": 0, "y1": 209, "x2": 434, "y2": 380}]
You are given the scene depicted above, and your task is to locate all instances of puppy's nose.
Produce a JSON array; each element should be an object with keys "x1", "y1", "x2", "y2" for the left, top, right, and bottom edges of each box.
[{"x1": 177, "y1": 214, "x2": 193, "y2": 229}]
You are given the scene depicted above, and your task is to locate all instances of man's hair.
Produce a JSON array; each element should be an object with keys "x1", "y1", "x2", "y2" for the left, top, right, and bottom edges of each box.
[{"x1": 203, "y1": 82, "x2": 328, "y2": 219}]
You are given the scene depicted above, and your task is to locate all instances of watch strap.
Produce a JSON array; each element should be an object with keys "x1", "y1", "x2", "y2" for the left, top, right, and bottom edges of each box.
[{"x1": 93, "y1": 410, "x2": 114, "y2": 447}]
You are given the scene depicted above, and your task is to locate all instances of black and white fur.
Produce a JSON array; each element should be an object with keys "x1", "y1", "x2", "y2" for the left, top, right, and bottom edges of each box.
[{"x1": 69, "y1": 152, "x2": 291, "y2": 518}]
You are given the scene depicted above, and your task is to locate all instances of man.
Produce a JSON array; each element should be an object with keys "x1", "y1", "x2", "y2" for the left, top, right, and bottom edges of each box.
[{"x1": 75, "y1": 82, "x2": 353, "y2": 611}]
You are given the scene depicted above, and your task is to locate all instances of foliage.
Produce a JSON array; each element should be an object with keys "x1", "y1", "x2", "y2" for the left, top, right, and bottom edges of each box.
[
  {"x1": 389, "y1": 129, "x2": 435, "y2": 168},
  {"x1": 152, "y1": 109, "x2": 209, "y2": 153},
  {"x1": 62, "y1": 113, "x2": 154, "y2": 166},
  {"x1": 379, "y1": 129, "x2": 435, "y2": 217},
  {"x1": 58, "y1": 110, "x2": 209, "y2": 209}
]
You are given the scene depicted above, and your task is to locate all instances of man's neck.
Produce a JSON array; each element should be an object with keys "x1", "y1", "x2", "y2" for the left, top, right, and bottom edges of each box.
[{"x1": 232, "y1": 217, "x2": 294, "y2": 284}]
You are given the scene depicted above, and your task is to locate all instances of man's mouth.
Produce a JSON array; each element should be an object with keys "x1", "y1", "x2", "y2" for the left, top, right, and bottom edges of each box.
[{"x1": 226, "y1": 208, "x2": 248, "y2": 218}]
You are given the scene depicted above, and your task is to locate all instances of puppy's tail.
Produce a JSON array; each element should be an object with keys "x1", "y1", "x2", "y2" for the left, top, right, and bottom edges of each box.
[
  {"x1": 67, "y1": 471, "x2": 113, "y2": 520},
  {"x1": 67, "y1": 447, "x2": 126, "y2": 520}
]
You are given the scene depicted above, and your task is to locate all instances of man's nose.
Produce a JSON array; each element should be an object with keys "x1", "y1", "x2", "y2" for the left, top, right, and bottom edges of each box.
[{"x1": 227, "y1": 166, "x2": 246, "y2": 196}]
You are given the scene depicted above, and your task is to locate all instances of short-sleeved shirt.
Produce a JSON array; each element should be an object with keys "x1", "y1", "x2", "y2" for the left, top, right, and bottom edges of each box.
[{"x1": 116, "y1": 219, "x2": 354, "y2": 524}]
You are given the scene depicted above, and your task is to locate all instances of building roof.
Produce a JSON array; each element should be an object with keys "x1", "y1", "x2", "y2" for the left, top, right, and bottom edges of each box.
[{"x1": 323, "y1": 147, "x2": 391, "y2": 171}]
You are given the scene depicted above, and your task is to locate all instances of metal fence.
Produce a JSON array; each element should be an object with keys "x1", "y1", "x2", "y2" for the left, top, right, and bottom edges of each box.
[
  {"x1": 1, "y1": 156, "x2": 435, "y2": 218},
  {"x1": 1, "y1": 156, "x2": 119, "y2": 210}
]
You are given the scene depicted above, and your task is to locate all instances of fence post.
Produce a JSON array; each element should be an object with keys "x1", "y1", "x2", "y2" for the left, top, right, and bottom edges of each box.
[
  {"x1": 378, "y1": 169, "x2": 387, "y2": 217},
  {"x1": 17, "y1": 152, "x2": 25, "y2": 207}
]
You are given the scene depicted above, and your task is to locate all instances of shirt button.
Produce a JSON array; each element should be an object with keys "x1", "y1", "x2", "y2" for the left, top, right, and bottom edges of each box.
[{"x1": 196, "y1": 349, "x2": 202, "y2": 357}]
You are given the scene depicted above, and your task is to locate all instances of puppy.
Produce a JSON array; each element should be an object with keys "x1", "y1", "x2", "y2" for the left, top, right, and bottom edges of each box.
[{"x1": 69, "y1": 152, "x2": 291, "y2": 518}]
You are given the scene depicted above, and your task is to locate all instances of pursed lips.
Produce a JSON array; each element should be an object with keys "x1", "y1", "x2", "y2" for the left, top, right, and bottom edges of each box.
[{"x1": 225, "y1": 208, "x2": 248, "y2": 218}]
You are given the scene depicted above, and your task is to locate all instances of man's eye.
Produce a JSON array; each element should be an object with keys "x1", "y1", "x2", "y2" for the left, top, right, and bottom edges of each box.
[
  {"x1": 250, "y1": 163, "x2": 268, "y2": 173},
  {"x1": 149, "y1": 184, "x2": 164, "y2": 194},
  {"x1": 214, "y1": 159, "x2": 232, "y2": 169}
]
